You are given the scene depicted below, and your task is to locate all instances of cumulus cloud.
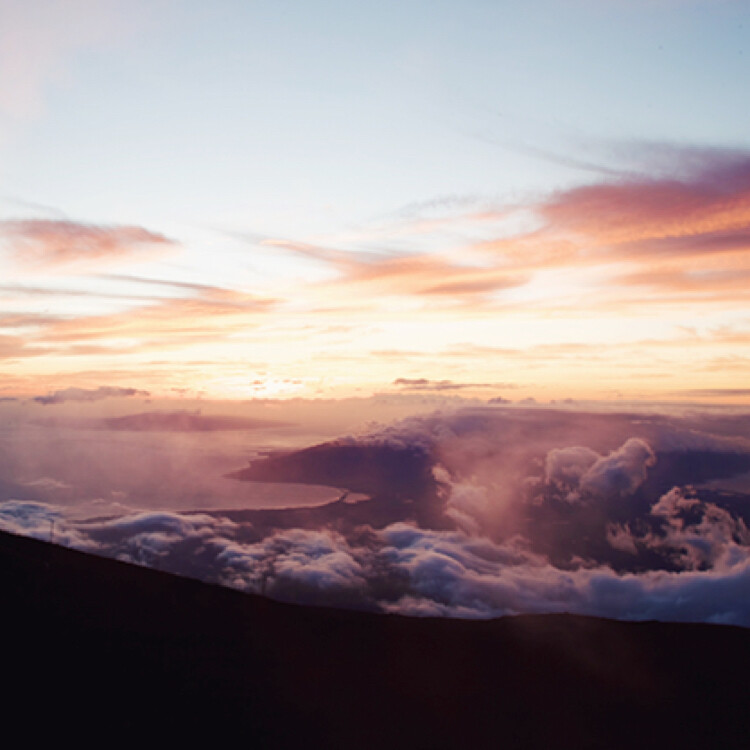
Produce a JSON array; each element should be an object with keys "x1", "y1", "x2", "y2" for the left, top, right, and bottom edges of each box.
[
  {"x1": 3, "y1": 491, "x2": 750, "y2": 626},
  {"x1": 579, "y1": 438, "x2": 656, "y2": 497},
  {"x1": 392, "y1": 521, "x2": 750, "y2": 623},
  {"x1": 33, "y1": 385, "x2": 149, "y2": 405},
  {"x1": 619, "y1": 486, "x2": 750, "y2": 571},
  {"x1": 538, "y1": 438, "x2": 657, "y2": 502},
  {"x1": 442, "y1": 478, "x2": 490, "y2": 536},
  {"x1": 79, "y1": 510, "x2": 239, "y2": 566},
  {"x1": 346, "y1": 408, "x2": 749, "y2": 538},
  {"x1": 377, "y1": 523, "x2": 750, "y2": 625},
  {"x1": 214, "y1": 528, "x2": 370, "y2": 603},
  {"x1": 605, "y1": 523, "x2": 638, "y2": 555},
  {"x1": 0, "y1": 500, "x2": 90, "y2": 547},
  {"x1": 0, "y1": 499, "x2": 59, "y2": 535},
  {"x1": 545, "y1": 446, "x2": 599, "y2": 488},
  {"x1": 0, "y1": 502, "x2": 376, "y2": 608}
]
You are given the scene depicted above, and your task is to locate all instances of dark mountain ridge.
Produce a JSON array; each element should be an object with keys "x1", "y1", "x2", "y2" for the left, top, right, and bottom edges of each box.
[{"x1": 2, "y1": 528, "x2": 749, "y2": 748}]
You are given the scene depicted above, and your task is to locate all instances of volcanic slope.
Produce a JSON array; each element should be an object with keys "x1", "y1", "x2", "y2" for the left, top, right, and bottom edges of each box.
[{"x1": 2, "y1": 528, "x2": 750, "y2": 749}]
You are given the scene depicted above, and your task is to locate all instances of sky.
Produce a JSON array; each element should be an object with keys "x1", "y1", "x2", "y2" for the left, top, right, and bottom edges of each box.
[{"x1": 1, "y1": 0, "x2": 749, "y2": 403}]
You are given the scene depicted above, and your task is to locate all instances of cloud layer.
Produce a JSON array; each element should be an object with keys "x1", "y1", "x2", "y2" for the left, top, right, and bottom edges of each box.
[
  {"x1": 3, "y1": 494, "x2": 749, "y2": 625},
  {"x1": 33, "y1": 385, "x2": 149, "y2": 405},
  {"x1": 3, "y1": 405, "x2": 750, "y2": 626}
]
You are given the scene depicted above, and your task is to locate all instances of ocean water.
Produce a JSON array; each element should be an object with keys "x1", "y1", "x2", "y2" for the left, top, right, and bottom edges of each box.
[{"x1": 0, "y1": 423, "x2": 347, "y2": 520}]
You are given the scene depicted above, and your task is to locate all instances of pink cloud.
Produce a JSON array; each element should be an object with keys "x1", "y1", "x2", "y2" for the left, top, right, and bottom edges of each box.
[
  {"x1": 265, "y1": 238, "x2": 528, "y2": 303},
  {"x1": 1, "y1": 219, "x2": 176, "y2": 270}
]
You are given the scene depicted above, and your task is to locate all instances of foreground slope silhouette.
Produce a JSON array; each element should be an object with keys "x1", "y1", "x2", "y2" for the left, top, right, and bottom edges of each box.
[{"x1": 2, "y1": 528, "x2": 749, "y2": 748}]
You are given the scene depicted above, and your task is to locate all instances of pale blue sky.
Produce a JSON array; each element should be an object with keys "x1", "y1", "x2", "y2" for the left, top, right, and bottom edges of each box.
[{"x1": 2, "y1": 0, "x2": 748, "y2": 239}]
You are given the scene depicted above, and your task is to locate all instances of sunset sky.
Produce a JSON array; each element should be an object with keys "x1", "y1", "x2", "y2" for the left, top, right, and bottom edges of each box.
[{"x1": 2, "y1": 0, "x2": 749, "y2": 403}]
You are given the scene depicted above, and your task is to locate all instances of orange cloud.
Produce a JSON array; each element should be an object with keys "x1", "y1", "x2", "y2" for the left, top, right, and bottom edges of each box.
[
  {"x1": 261, "y1": 150, "x2": 750, "y2": 316},
  {"x1": 27, "y1": 286, "x2": 276, "y2": 353},
  {"x1": 455, "y1": 149, "x2": 750, "y2": 311},
  {"x1": 6, "y1": 147, "x2": 750, "y2": 401},
  {"x1": 540, "y1": 153, "x2": 750, "y2": 252},
  {"x1": 619, "y1": 267, "x2": 750, "y2": 294},
  {"x1": 265, "y1": 238, "x2": 527, "y2": 303},
  {"x1": 0, "y1": 333, "x2": 46, "y2": 361}
]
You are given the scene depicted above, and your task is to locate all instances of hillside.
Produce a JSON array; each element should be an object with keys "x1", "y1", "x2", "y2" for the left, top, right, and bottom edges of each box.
[{"x1": 2, "y1": 528, "x2": 749, "y2": 748}]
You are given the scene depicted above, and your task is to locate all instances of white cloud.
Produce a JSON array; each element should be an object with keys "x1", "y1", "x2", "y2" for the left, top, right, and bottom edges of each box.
[
  {"x1": 545, "y1": 446, "x2": 599, "y2": 487},
  {"x1": 0, "y1": 500, "x2": 89, "y2": 547},
  {"x1": 580, "y1": 438, "x2": 656, "y2": 497}
]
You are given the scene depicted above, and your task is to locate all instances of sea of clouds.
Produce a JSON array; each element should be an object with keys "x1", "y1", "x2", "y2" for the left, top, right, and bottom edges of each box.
[{"x1": 2, "y1": 405, "x2": 750, "y2": 625}]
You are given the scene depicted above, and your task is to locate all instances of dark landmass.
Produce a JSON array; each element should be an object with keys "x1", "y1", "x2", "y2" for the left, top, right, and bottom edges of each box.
[
  {"x1": 3, "y1": 528, "x2": 749, "y2": 748},
  {"x1": 231, "y1": 441, "x2": 750, "y2": 516},
  {"x1": 639, "y1": 449, "x2": 750, "y2": 496},
  {"x1": 228, "y1": 442, "x2": 448, "y2": 530},
  {"x1": 227, "y1": 442, "x2": 750, "y2": 574},
  {"x1": 230, "y1": 442, "x2": 436, "y2": 498}
]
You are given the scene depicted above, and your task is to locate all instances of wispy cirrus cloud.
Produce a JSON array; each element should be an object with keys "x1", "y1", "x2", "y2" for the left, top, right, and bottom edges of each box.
[
  {"x1": 262, "y1": 238, "x2": 528, "y2": 304},
  {"x1": 1, "y1": 219, "x2": 176, "y2": 271},
  {"x1": 31, "y1": 285, "x2": 276, "y2": 349},
  {"x1": 0, "y1": 272, "x2": 279, "y2": 377},
  {"x1": 255, "y1": 145, "x2": 750, "y2": 318},
  {"x1": 5, "y1": 144, "x2": 750, "y2": 400},
  {"x1": 0, "y1": 312, "x2": 61, "y2": 328},
  {"x1": 539, "y1": 151, "x2": 750, "y2": 249},
  {"x1": 396, "y1": 146, "x2": 750, "y2": 310},
  {"x1": 0, "y1": 333, "x2": 47, "y2": 361},
  {"x1": 511, "y1": 147, "x2": 750, "y2": 308}
]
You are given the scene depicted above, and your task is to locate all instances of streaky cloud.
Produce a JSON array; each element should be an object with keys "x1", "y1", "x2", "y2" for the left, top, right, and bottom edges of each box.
[
  {"x1": 1, "y1": 219, "x2": 176, "y2": 269},
  {"x1": 33, "y1": 385, "x2": 150, "y2": 405}
]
